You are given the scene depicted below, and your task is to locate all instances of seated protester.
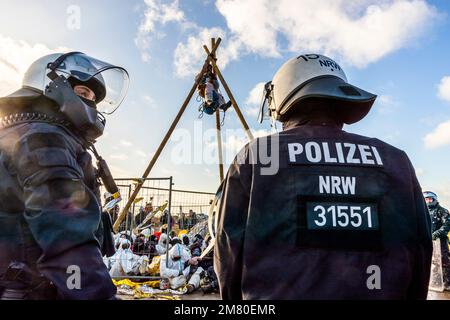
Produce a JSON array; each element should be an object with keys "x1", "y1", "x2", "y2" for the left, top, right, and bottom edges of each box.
[
  {"x1": 150, "y1": 234, "x2": 158, "y2": 243},
  {"x1": 181, "y1": 234, "x2": 190, "y2": 248},
  {"x1": 196, "y1": 65, "x2": 231, "y2": 115},
  {"x1": 160, "y1": 244, "x2": 204, "y2": 291},
  {"x1": 156, "y1": 233, "x2": 170, "y2": 255},
  {"x1": 169, "y1": 230, "x2": 177, "y2": 242},
  {"x1": 109, "y1": 239, "x2": 146, "y2": 277},
  {"x1": 197, "y1": 235, "x2": 219, "y2": 293},
  {"x1": 170, "y1": 236, "x2": 182, "y2": 246},
  {"x1": 114, "y1": 231, "x2": 134, "y2": 250},
  {"x1": 132, "y1": 233, "x2": 149, "y2": 256},
  {"x1": 180, "y1": 234, "x2": 192, "y2": 258},
  {"x1": 190, "y1": 234, "x2": 204, "y2": 257},
  {"x1": 149, "y1": 235, "x2": 158, "y2": 259}
]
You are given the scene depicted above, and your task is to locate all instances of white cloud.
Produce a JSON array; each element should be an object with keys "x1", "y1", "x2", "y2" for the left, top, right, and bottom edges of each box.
[
  {"x1": 0, "y1": 34, "x2": 66, "y2": 96},
  {"x1": 438, "y1": 76, "x2": 450, "y2": 103},
  {"x1": 173, "y1": 27, "x2": 241, "y2": 77},
  {"x1": 215, "y1": 0, "x2": 439, "y2": 68},
  {"x1": 135, "y1": 0, "x2": 187, "y2": 62},
  {"x1": 170, "y1": 0, "x2": 438, "y2": 77},
  {"x1": 215, "y1": 0, "x2": 280, "y2": 58},
  {"x1": 423, "y1": 119, "x2": 450, "y2": 149},
  {"x1": 376, "y1": 94, "x2": 400, "y2": 114},
  {"x1": 110, "y1": 153, "x2": 129, "y2": 160},
  {"x1": 108, "y1": 164, "x2": 133, "y2": 178},
  {"x1": 142, "y1": 94, "x2": 156, "y2": 107},
  {"x1": 135, "y1": 0, "x2": 439, "y2": 77},
  {"x1": 134, "y1": 149, "x2": 148, "y2": 158},
  {"x1": 120, "y1": 139, "x2": 133, "y2": 147},
  {"x1": 245, "y1": 82, "x2": 266, "y2": 116}
]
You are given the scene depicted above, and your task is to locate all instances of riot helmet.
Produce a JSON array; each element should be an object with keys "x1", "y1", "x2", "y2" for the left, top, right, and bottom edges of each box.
[
  {"x1": 258, "y1": 54, "x2": 376, "y2": 124},
  {"x1": 423, "y1": 191, "x2": 438, "y2": 208},
  {"x1": 21, "y1": 52, "x2": 129, "y2": 142}
]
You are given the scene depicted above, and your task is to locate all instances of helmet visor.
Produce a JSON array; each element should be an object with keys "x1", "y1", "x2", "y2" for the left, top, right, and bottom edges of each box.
[{"x1": 49, "y1": 52, "x2": 129, "y2": 114}]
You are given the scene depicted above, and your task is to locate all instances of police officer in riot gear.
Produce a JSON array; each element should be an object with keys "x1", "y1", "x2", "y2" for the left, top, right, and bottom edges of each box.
[
  {"x1": 214, "y1": 54, "x2": 432, "y2": 299},
  {"x1": 0, "y1": 52, "x2": 129, "y2": 299},
  {"x1": 423, "y1": 191, "x2": 450, "y2": 289}
]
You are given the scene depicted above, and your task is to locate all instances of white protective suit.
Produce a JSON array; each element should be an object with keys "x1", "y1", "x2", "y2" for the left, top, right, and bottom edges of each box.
[
  {"x1": 109, "y1": 239, "x2": 146, "y2": 277},
  {"x1": 156, "y1": 233, "x2": 170, "y2": 255},
  {"x1": 160, "y1": 243, "x2": 203, "y2": 290}
]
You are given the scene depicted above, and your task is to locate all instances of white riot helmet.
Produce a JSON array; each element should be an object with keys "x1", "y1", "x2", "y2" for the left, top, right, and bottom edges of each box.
[
  {"x1": 6, "y1": 52, "x2": 129, "y2": 142},
  {"x1": 258, "y1": 54, "x2": 376, "y2": 124}
]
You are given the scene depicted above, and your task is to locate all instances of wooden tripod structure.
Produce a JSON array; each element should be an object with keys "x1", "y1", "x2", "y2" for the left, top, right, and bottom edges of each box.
[{"x1": 113, "y1": 38, "x2": 254, "y2": 232}]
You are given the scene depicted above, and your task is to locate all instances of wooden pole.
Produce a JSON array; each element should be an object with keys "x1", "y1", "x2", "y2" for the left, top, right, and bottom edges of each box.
[
  {"x1": 211, "y1": 38, "x2": 216, "y2": 58},
  {"x1": 211, "y1": 38, "x2": 224, "y2": 182},
  {"x1": 113, "y1": 39, "x2": 222, "y2": 232},
  {"x1": 215, "y1": 109, "x2": 224, "y2": 181},
  {"x1": 165, "y1": 176, "x2": 173, "y2": 267},
  {"x1": 203, "y1": 45, "x2": 254, "y2": 141}
]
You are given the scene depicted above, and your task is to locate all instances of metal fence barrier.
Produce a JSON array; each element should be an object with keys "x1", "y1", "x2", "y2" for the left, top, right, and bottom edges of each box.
[{"x1": 100, "y1": 177, "x2": 215, "y2": 281}]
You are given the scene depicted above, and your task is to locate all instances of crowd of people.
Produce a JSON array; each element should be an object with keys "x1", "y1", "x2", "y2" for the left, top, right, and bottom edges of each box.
[{"x1": 103, "y1": 217, "x2": 218, "y2": 295}]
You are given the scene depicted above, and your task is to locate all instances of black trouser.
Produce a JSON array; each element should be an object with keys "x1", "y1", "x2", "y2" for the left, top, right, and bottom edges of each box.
[{"x1": 440, "y1": 238, "x2": 450, "y2": 287}]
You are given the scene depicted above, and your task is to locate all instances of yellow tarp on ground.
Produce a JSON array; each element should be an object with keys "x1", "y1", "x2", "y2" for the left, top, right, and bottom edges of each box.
[
  {"x1": 112, "y1": 278, "x2": 160, "y2": 289},
  {"x1": 113, "y1": 278, "x2": 183, "y2": 300}
]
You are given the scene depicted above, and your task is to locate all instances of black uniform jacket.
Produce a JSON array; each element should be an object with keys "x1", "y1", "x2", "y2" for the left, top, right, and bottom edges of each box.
[
  {"x1": 215, "y1": 124, "x2": 432, "y2": 300},
  {"x1": 0, "y1": 119, "x2": 116, "y2": 299}
]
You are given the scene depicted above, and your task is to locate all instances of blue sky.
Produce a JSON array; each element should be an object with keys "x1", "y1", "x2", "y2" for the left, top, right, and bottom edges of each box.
[{"x1": 1, "y1": 0, "x2": 450, "y2": 205}]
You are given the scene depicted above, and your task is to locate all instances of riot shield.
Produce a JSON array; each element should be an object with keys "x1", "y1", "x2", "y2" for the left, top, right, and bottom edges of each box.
[{"x1": 429, "y1": 238, "x2": 444, "y2": 292}]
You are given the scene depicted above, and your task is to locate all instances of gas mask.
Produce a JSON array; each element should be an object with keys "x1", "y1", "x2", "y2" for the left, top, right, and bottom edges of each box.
[{"x1": 45, "y1": 74, "x2": 105, "y2": 142}]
